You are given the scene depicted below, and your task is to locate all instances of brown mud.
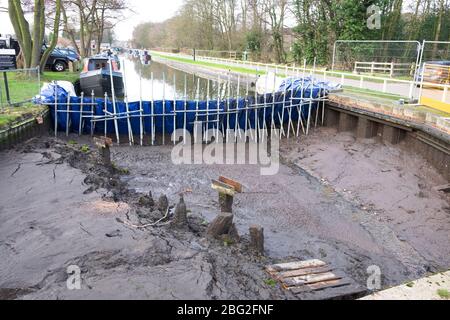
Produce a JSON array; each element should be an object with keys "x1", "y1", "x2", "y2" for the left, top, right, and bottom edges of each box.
[{"x1": 0, "y1": 127, "x2": 449, "y2": 299}]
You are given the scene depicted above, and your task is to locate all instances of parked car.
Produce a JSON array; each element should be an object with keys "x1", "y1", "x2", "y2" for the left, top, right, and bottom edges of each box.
[
  {"x1": 56, "y1": 47, "x2": 81, "y2": 61},
  {"x1": 42, "y1": 45, "x2": 77, "y2": 72},
  {"x1": 416, "y1": 61, "x2": 450, "y2": 85}
]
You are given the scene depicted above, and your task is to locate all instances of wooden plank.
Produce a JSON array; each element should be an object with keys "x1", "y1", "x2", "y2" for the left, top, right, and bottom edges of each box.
[
  {"x1": 219, "y1": 176, "x2": 243, "y2": 193},
  {"x1": 211, "y1": 179, "x2": 236, "y2": 196},
  {"x1": 297, "y1": 283, "x2": 367, "y2": 300},
  {"x1": 266, "y1": 260, "x2": 326, "y2": 273},
  {"x1": 283, "y1": 272, "x2": 342, "y2": 288},
  {"x1": 290, "y1": 278, "x2": 353, "y2": 295},
  {"x1": 277, "y1": 266, "x2": 333, "y2": 280}
]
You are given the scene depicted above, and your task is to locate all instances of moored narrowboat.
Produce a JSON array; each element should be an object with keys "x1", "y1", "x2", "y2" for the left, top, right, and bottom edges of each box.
[{"x1": 79, "y1": 55, "x2": 124, "y2": 97}]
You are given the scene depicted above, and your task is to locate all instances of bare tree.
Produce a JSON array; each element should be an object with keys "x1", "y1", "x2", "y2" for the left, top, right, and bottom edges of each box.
[{"x1": 8, "y1": 0, "x2": 62, "y2": 71}]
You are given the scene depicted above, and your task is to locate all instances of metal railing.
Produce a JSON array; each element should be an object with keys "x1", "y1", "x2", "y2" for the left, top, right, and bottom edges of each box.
[
  {"x1": 354, "y1": 61, "x2": 415, "y2": 77},
  {"x1": 151, "y1": 50, "x2": 450, "y2": 104}
]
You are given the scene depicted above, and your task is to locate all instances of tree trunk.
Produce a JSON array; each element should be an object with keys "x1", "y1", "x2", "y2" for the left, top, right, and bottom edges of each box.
[
  {"x1": 432, "y1": 0, "x2": 445, "y2": 58},
  {"x1": 40, "y1": 0, "x2": 61, "y2": 73},
  {"x1": 31, "y1": 0, "x2": 44, "y2": 69},
  {"x1": 9, "y1": 0, "x2": 33, "y2": 68}
]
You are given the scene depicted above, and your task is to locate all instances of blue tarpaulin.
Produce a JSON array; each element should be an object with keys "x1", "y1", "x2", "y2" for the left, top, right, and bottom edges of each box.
[{"x1": 41, "y1": 77, "x2": 337, "y2": 135}]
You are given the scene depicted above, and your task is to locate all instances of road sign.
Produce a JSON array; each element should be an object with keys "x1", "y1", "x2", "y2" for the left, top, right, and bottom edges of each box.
[{"x1": 0, "y1": 49, "x2": 17, "y2": 71}]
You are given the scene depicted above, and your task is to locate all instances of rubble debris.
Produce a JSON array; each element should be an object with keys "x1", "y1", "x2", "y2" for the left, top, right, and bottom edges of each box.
[{"x1": 249, "y1": 225, "x2": 265, "y2": 255}]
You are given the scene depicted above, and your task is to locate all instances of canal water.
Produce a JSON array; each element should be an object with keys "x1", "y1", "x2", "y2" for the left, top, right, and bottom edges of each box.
[{"x1": 122, "y1": 57, "x2": 253, "y2": 102}]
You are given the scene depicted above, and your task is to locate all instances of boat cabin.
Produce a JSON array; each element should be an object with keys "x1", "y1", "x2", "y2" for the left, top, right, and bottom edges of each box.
[{"x1": 82, "y1": 57, "x2": 120, "y2": 73}]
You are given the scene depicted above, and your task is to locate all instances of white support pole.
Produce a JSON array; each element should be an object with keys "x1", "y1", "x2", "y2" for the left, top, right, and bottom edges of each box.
[
  {"x1": 104, "y1": 92, "x2": 108, "y2": 138},
  {"x1": 173, "y1": 74, "x2": 177, "y2": 145},
  {"x1": 245, "y1": 80, "x2": 251, "y2": 142},
  {"x1": 262, "y1": 65, "x2": 269, "y2": 142},
  {"x1": 139, "y1": 70, "x2": 144, "y2": 146},
  {"x1": 234, "y1": 75, "x2": 241, "y2": 141},
  {"x1": 151, "y1": 72, "x2": 155, "y2": 146},
  {"x1": 254, "y1": 71, "x2": 259, "y2": 142},
  {"x1": 296, "y1": 60, "x2": 307, "y2": 137},
  {"x1": 271, "y1": 67, "x2": 277, "y2": 134},
  {"x1": 54, "y1": 82, "x2": 58, "y2": 137},
  {"x1": 286, "y1": 70, "x2": 295, "y2": 138},
  {"x1": 79, "y1": 92, "x2": 84, "y2": 136},
  {"x1": 315, "y1": 87, "x2": 321, "y2": 128},
  {"x1": 162, "y1": 72, "x2": 166, "y2": 145},
  {"x1": 195, "y1": 77, "x2": 200, "y2": 144},
  {"x1": 108, "y1": 58, "x2": 120, "y2": 144},
  {"x1": 226, "y1": 73, "x2": 230, "y2": 142},
  {"x1": 216, "y1": 75, "x2": 221, "y2": 143},
  {"x1": 306, "y1": 58, "x2": 316, "y2": 136},
  {"x1": 408, "y1": 82, "x2": 414, "y2": 100},
  {"x1": 90, "y1": 91, "x2": 95, "y2": 136},
  {"x1": 183, "y1": 74, "x2": 187, "y2": 144},
  {"x1": 205, "y1": 79, "x2": 210, "y2": 142},
  {"x1": 66, "y1": 93, "x2": 70, "y2": 137}
]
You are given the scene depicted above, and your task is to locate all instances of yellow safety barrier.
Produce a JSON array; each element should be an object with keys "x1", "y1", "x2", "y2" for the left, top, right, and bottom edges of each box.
[{"x1": 420, "y1": 96, "x2": 450, "y2": 113}]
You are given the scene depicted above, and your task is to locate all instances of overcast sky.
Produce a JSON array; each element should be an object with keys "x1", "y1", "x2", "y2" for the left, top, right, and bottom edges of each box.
[
  {"x1": 0, "y1": 0, "x2": 183, "y2": 41},
  {"x1": 115, "y1": 0, "x2": 183, "y2": 40},
  {"x1": 1, "y1": 0, "x2": 420, "y2": 42}
]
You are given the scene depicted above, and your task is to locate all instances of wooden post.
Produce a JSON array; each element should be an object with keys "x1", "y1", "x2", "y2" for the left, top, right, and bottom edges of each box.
[
  {"x1": 207, "y1": 212, "x2": 234, "y2": 238},
  {"x1": 219, "y1": 193, "x2": 234, "y2": 213},
  {"x1": 211, "y1": 177, "x2": 243, "y2": 213},
  {"x1": 173, "y1": 195, "x2": 187, "y2": 228},
  {"x1": 94, "y1": 136, "x2": 113, "y2": 167},
  {"x1": 249, "y1": 225, "x2": 264, "y2": 255},
  {"x1": 158, "y1": 194, "x2": 169, "y2": 213}
]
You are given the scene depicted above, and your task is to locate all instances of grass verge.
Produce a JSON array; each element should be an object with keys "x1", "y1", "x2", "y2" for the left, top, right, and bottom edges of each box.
[
  {"x1": 0, "y1": 71, "x2": 79, "y2": 107},
  {"x1": 152, "y1": 52, "x2": 265, "y2": 76},
  {"x1": 0, "y1": 104, "x2": 47, "y2": 131}
]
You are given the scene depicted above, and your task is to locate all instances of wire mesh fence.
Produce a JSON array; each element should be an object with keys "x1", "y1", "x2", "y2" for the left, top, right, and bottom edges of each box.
[
  {"x1": 0, "y1": 67, "x2": 40, "y2": 110},
  {"x1": 421, "y1": 41, "x2": 450, "y2": 63},
  {"x1": 332, "y1": 41, "x2": 421, "y2": 79}
]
